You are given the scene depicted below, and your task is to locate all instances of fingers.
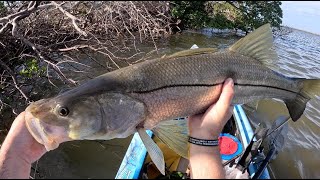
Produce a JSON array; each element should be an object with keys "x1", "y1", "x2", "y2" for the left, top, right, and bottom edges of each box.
[
  {"x1": 202, "y1": 78, "x2": 234, "y2": 120},
  {"x1": 215, "y1": 78, "x2": 234, "y2": 114},
  {"x1": 188, "y1": 78, "x2": 235, "y2": 138},
  {"x1": 10, "y1": 111, "x2": 26, "y2": 129}
]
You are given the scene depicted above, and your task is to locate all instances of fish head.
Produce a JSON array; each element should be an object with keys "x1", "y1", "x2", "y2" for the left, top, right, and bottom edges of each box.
[{"x1": 25, "y1": 96, "x2": 103, "y2": 151}]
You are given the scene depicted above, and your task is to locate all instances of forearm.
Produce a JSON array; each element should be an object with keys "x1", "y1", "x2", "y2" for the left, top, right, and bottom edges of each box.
[
  {"x1": 0, "y1": 142, "x2": 31, "y2": 179},
  {"x1": 189, "y1": 144, "x2": 225, "y2": 179}
]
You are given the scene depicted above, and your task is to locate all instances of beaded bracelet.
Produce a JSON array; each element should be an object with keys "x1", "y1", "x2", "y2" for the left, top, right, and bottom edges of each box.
[{"x1": 188, "y1": 136, "x2": 219, "y2": 146}]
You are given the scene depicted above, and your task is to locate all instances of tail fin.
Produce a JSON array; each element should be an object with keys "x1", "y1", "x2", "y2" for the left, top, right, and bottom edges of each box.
[
  {"x1": 285, "y1": 79, "x2": 320, "y2": 121},
  {"x1": 300, "y1": 79, "x2": 320, "y2": 98}
]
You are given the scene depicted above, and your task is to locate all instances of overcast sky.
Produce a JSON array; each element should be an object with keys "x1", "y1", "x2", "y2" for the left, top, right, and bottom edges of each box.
[{"x1": 281, "y1": 1, "x2": 320, "y2": 35}]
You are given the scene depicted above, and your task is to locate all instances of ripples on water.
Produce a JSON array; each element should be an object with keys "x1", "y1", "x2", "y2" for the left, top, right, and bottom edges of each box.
[
  {"x1": 274, "y1": 30, "x2": 320, "y2": 78},
  {"x1": 244, "y1": 29, "x2": 320, "y2": 178}
]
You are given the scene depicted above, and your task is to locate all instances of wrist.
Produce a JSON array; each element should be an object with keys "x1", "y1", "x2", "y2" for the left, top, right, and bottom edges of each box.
[
  {"x1": 189, "y1": 130, "x2": 220, "y2": 140},
  {"x1": 189, "y1": 143, "x2": 219, "y2": 153},
  {"x1": 188, "y1": 137, "x2": 220, "y2": 157}
]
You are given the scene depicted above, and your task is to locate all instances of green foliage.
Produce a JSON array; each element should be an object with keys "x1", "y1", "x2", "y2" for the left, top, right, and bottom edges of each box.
[
  {"x1": 170, "y1": 1, "x2": 283, "y2": 32},
  {"x1": 19, "y1": 59, "x2": 46, "y2": 78},
  {"x1": 171, "y1": 1, "x2": 209, "y2": 29},
  {"x1": 0, "y1": 1, "x2": 4, "y2": 9},
  {"x1": 0, "y1": 1, "x2": 7, "y2": 15},
  {"x1": 205, "y1": 2, "x2": 238, "y2": 30},
  {"x1": 234, "y1": 1, "x2": 283, "y2": 32}
]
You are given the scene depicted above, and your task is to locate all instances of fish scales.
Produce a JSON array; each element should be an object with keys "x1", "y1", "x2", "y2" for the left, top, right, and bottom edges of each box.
[{"x1": 120, "y1": 52, "x2": 301, "y2": 128}]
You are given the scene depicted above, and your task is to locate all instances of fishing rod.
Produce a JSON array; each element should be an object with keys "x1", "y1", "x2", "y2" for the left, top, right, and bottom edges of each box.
[
  {"x1": 251, "y1": 115, "x2": 290, "y2": 179},
  {"x1": 265, "y1": 116, "x2": 290, "y2": 138},
  {"x1": 229, "y1": 115, "x2": 290, "y2": 177}
]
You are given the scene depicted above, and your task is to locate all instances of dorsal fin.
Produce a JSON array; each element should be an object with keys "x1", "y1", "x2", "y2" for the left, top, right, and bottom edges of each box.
[
  {"x1": 165, "y1": 48, "x2": 218, "y2": 59},
  {"x1": 228, "y1": 23, "x2": 279, "y2": 70}
]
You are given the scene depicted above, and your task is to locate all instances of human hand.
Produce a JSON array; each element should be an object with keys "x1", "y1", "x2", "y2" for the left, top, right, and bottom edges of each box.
[
  {"x1": 188, "y1": 78, "x2": 234, "y2": 140},
  {"x1": 187, "y1": 78, "x2": 234, "y2": 179},
  {"x1": 1, "y1": 111, "x2": 46, "y2": 164}
]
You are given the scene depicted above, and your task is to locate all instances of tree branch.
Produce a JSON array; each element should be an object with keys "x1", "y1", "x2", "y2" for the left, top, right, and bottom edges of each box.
[
  {"x1": 51, "y1": 1, "x2": 87, "y2": 37},
  {"x1": 0, "y1": 59, "x2": 29, "y2": 102}
]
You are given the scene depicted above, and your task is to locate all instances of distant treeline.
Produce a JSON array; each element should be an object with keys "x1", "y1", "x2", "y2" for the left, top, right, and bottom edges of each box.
[{"x1": 170, "y1": 1, "x2": 283, "y2": 34}]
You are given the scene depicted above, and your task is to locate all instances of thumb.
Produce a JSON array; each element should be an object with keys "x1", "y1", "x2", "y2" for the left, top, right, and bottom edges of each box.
[{"x1": 215, "y1": 78, "x2": 234, "y2": 115}]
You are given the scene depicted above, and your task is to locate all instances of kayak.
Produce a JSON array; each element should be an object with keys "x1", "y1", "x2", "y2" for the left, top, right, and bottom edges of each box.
[{"x1": 115, "y1": 104, "x2": 271, "y2": 179}]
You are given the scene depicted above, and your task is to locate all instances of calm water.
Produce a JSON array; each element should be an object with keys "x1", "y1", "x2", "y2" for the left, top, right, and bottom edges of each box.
[{"x1": 33, "y1": 28, "x2": 320, "y2": 178}]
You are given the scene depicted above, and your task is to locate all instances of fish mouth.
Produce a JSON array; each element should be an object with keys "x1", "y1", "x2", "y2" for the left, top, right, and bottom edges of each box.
[
  {"x1": 25, "y1": 111, "x2": 71, "y2": 151},
  {"x1": 26, "y1": 99, "x2": 52, "y2": 120}
]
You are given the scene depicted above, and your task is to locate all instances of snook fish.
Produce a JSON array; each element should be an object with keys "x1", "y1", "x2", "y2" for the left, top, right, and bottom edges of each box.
[{"x1": 25, "y1": 24, "x2": 320, "y2": 174}]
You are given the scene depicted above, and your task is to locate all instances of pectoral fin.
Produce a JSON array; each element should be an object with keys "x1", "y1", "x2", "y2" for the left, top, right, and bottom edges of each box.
[
  {"x1": 152, "y1": 119, "x2": 189, "y2": 159},
  {"x1": 137, "y1": 128, "x2": 165, "y2": 175}
]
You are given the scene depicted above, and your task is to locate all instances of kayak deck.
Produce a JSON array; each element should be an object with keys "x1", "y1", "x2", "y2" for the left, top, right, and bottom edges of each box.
[{"x1": 115, "y1": 105, "x2": 271, "y2": 179}]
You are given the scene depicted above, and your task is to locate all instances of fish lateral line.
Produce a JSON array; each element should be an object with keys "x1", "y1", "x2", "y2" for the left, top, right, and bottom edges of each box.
[{"x1": 130, "y1": 82, "x2": 301, "y2": 95}]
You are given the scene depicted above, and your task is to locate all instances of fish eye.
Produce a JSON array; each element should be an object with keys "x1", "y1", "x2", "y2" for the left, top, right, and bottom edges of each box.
[{"x1": 59, "y1": 107, "x2": 69, "y2": 116}]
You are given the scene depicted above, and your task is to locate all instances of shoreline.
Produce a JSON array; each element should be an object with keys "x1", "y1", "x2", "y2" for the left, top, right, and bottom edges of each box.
[{"x1": 283, "y1": 25, "x2": 320, "y2": 36}]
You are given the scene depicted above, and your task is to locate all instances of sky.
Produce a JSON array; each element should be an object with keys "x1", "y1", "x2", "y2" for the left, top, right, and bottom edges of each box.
[{"x1": 281, "y1": 1, "x2": 320, "y2": 35}]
